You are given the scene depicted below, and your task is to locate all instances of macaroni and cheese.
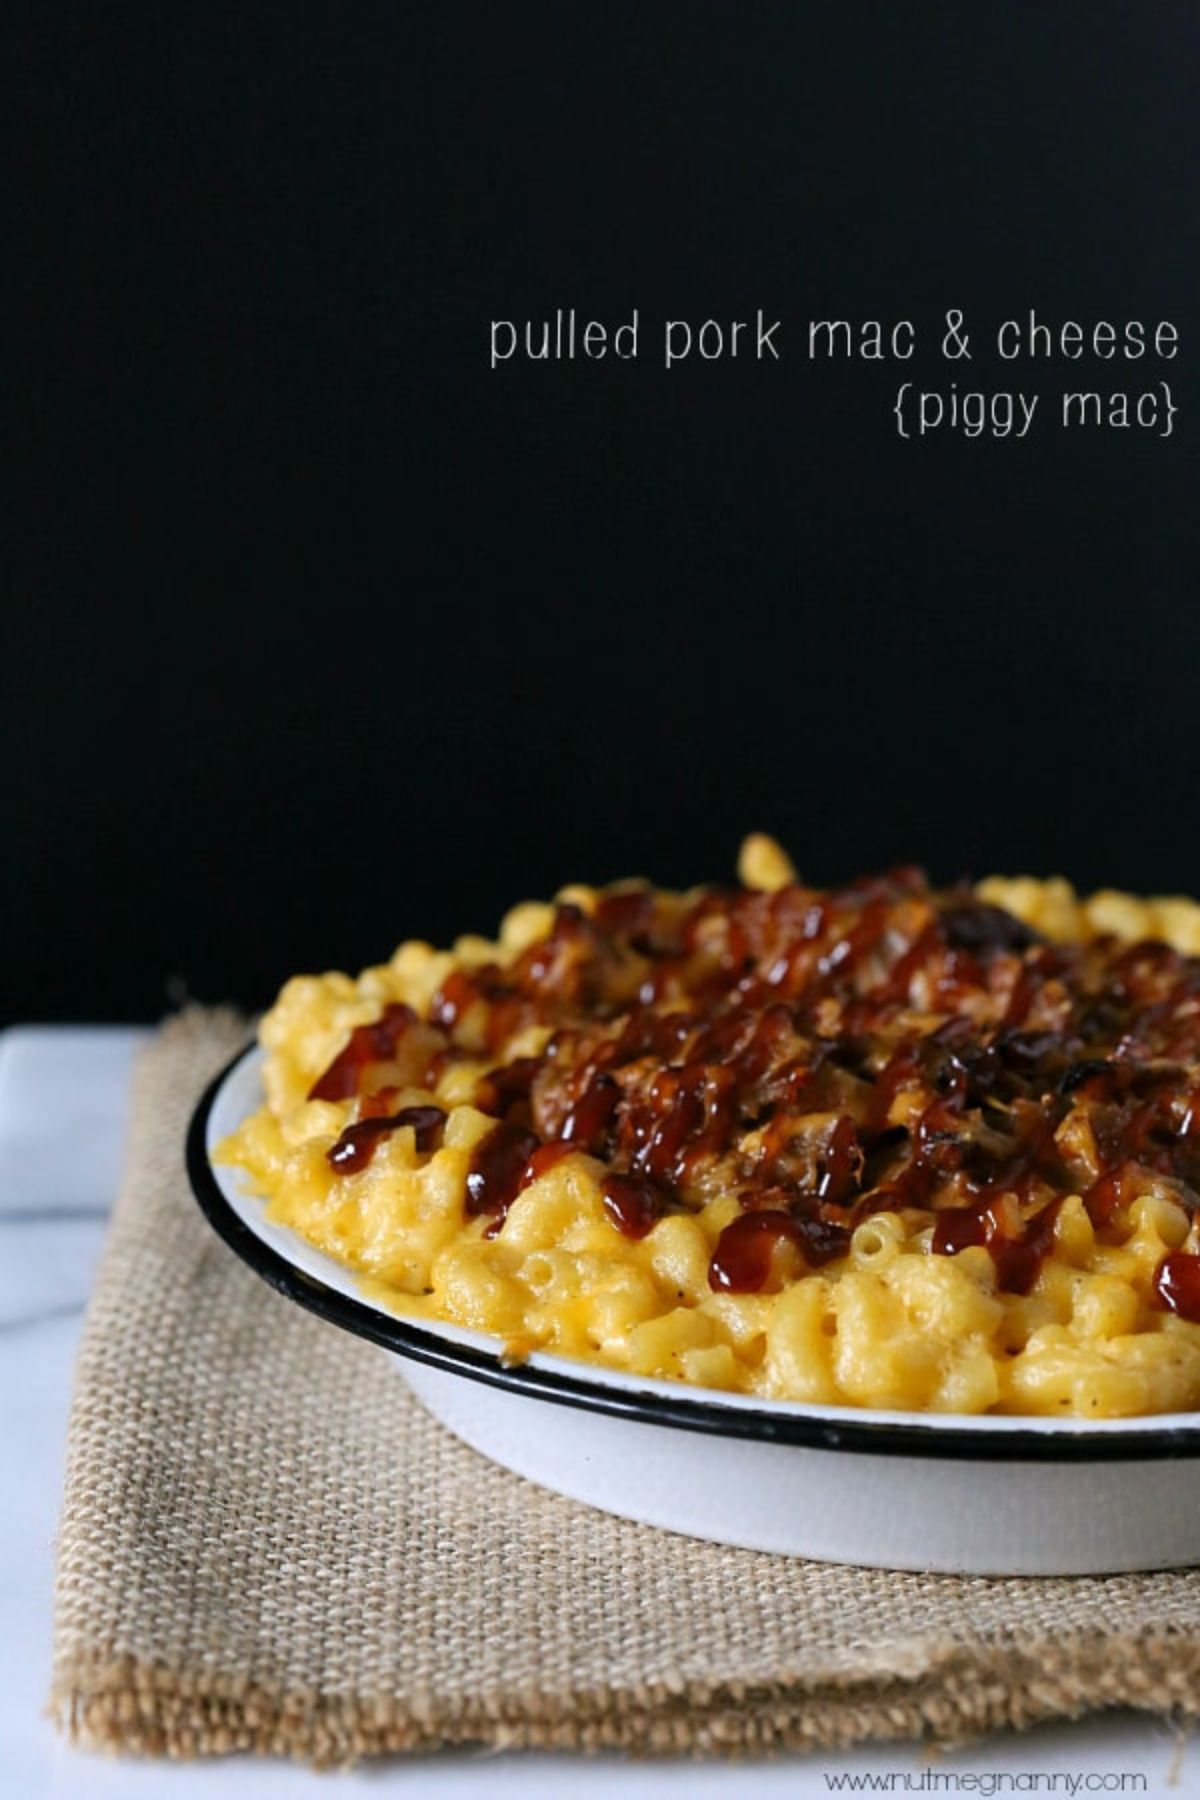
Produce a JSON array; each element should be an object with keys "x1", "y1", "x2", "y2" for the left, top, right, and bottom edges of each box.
[{"x1": 218, "y1": 837, "x2": 1200, "y2": 1416}]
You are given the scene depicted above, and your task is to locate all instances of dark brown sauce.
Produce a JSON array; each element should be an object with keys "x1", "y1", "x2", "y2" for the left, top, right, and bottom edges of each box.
[
  {"x1": 1153, "y1": 1251, "x2": 1200, "y2": 1323},
  {"x1": 931, "y1": 1197, "x2": 1063, "y2": 1295},
  {"x1": 430, "y1": 968, "x2": 482, "y2": 1029},
  {"x1": 327, "y1": 1104, "x2": 446, "y2": 1174},
  {"x1": 709, "y1": 1210, "x2": 851, "y2": 1292},
  {"x1": 601, "y1": 1172, "x2": 668, "y2": 1239},
  {"x1": 816, "y1": 1114, "x2": 863, "y2": 1204},
  {"x1": 466, "y1": 1122, "x2": 540, "y2": 1237},
  {"x1": 316, "y1": 868, "x2": 1200, "y2": 1300},
  {"x1": 561, "y1": 1074, "x2": 621, "y2": 1152},
  {"x1": 519, "y1": 1140, "x2": 577, "y2": 1188},
  {"x1": 308, "y1": 1003, "x2": 417, "y2": 1101},
  {"x1": 473, "y1": 1056, "x2": 540, "y2": 1119}
]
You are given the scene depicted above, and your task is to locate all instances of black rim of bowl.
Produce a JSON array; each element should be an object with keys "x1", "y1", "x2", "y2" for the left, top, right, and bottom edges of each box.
[{"x1": 187, "y1": 1044, "x2": 1200, "y2": 1463}]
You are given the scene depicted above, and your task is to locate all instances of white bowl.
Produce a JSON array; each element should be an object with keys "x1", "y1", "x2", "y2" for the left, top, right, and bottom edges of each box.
[{"x1": 188, "y1": 1045, "x2": 1200, "y2": 1576}]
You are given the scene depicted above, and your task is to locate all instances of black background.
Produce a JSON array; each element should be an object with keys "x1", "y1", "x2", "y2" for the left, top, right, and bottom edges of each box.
[{"x1": 8, "y1": 2, "x2": 1198, "y2": 1023}]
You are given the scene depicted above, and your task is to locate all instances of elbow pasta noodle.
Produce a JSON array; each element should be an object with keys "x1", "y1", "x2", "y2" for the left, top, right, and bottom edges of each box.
[{"x1": 219, "y1": 843, "x2": 1200, "y2": 1417}]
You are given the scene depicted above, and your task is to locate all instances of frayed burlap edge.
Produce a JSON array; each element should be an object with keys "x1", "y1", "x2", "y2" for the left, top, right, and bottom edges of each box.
[
  {"x1": 45, "y1": 1011, "x2": 1200, "y2": 1767},
  {"x1": 49, "y1": 1637, "x2": 1200, "y2": 1766}
]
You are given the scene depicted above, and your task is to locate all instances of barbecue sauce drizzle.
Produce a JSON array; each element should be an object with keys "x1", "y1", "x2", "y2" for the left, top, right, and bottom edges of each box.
[
  {"x1": 327, "y1": 1105, "x2": 446, "y2": 1174},
  {"x1": 308, "y1": 872, "x2": 1200, "y2": 1311}
]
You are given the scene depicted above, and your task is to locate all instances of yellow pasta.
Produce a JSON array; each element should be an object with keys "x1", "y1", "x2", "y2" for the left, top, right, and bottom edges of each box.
[{"x1": 219, "y1": 843, "x2": 1200, "y2": 1417}]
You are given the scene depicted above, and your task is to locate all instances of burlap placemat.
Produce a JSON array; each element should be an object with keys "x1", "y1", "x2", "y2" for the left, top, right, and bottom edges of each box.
[{"x1": 50, "y1": 1009, "x2": 1200, "y2": 1766}]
